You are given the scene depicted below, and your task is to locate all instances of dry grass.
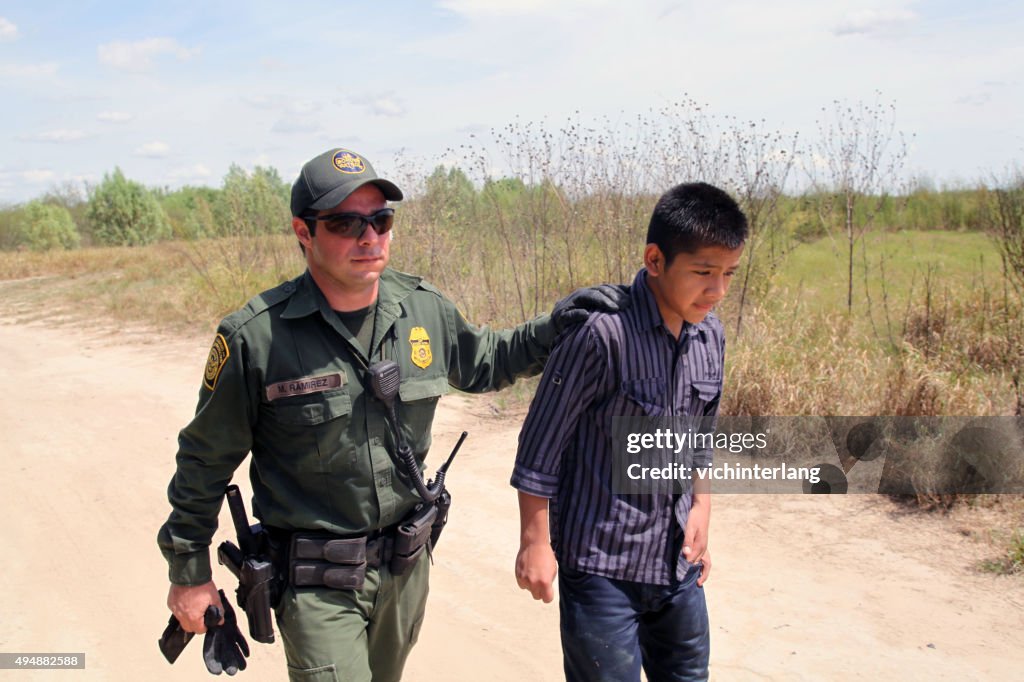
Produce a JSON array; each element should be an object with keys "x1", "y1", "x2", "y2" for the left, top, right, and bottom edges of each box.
[
  {"x1": 720, "y1": 301, "x2": 1017, "y2": 417},
  {"x1": 0, "y1": 236, "x2": 304, "y2": 334}
]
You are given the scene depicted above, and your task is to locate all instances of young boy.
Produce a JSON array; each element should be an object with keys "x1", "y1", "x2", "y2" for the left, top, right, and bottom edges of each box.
[{"x1": 510, "y1": 182, "x2": 747, "y2": 682}]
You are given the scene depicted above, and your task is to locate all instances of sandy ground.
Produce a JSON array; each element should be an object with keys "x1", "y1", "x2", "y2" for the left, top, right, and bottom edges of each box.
[{"x1": 1, "y1": 309, "x2": 1023, "y2": 681}]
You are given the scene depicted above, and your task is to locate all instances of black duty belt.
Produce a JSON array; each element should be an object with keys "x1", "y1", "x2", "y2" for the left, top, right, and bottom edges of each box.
[{"x1": 269, "y1": 500, "x2": 442, "y2": 592}]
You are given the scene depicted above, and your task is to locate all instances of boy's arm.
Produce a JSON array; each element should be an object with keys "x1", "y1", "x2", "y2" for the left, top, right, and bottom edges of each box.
[
  {"x1": 683, "y1": 317, "x2": 725, "y2": 586},
  {"x1": 510, "y1": 322, "x2": 612, "y2": 599},
  {"x1": 515, "y1": 491, "x2": 557, "y2": 603}
]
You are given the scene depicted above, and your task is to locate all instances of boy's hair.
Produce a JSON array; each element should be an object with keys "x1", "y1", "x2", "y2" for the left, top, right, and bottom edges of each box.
[{"x1": 646, "y1": 182, "x2": 748, "y2": 265}]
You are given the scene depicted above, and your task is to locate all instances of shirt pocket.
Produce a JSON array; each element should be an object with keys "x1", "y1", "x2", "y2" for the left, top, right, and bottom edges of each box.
[
  {"x1": 398, "y1": 376, "x2": 449, "y2": 456},
  {"x1": 689, "y1": 370, "x2": 721, "y2": 416},
  {"x1": 619, "y1": 377, "x2": 669, "y2": 417},
  {"x1": 273, "y1": 391, "x2": 353, "y2": 425},
  {"x1": 267, "y1": 391, "x2": 354, "y2": 473}
]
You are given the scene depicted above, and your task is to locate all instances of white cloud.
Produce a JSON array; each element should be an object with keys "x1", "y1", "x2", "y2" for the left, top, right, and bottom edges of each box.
[
  {"x1": 242, "y1": 94, "x2": 277, "y2": 110},
  {"x1": 0, "y1": 16, "x2": 17, "y2": 41},
  {"x1": 0, "y1": 62, "x2": 58, "y2": 78},
  {"x1": 168, "y1": 163, "x2": 212, "y2": 181},
  {"x1": 97, "y1": 37, "x2": 200, "y2": 72},
  {"x1": 259, "y1": 57, "x2": 289, "y2": 71},
  {"x1": 271, "y1": 117, "x2": 322, "y2": 134},
  {"x1": 833, "y1": 9, "x2": 917, "y2": 36},
  {"x1": 286, "y1": 99, "x2": 322, "y2": 115},
  {"x1": 363, "y1": 93, "x2": 406, "y2": 118},
  {"x1": 135, "y1": 141, "x2": 170, "y2": 158},
  {"x1": 97, "y1": 111, "x2": 133, "y2": 123},
  {"x1": 438, "y1": 0, "x2": 611, "y2": 17},
  {"x1": 956, "y1": 92, "x2": 992, "y2": 107},
  {"x1": 439, "y1": 0, "x2": 549, "y2": 15},
  {"x1": 21, "y1": 169, "x2": 56, "y2": 183},
  {"x1": 22, "y1": 129, "x2": 88, "y2": 143}
]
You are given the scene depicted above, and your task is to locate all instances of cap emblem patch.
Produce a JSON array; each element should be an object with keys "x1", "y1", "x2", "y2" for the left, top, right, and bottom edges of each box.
[{"x1": 333, "y1": 151, "x2": 366, "y2": 174}]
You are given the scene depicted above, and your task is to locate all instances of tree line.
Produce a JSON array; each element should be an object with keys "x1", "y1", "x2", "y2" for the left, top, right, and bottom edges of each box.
[
  {"x1": 0, "y1": 164, "x2": 292, "y2": 251},
  {"x1": 1, "y1": 97, "x2": 1021, "y2": 315}
]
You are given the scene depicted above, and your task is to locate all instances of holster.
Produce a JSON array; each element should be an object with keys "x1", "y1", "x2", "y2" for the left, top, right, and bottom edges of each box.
[
  {"x1": 239, "y1": 556, "x2": 276, "y2": 644},
  {"x1": 216, "y1": 540, "x2": 278, "y2": 644}
]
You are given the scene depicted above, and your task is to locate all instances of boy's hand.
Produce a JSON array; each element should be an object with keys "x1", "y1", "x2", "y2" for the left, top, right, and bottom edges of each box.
[
  {"x1": 516, "y1": 542, "x2": 558, "y2": 603},
  {"x1": 682, "y1": 493, "x2": 710, "y2": 567},
  {"x1": 696, "y1": 550, "x2": 711, "y2": 587}
]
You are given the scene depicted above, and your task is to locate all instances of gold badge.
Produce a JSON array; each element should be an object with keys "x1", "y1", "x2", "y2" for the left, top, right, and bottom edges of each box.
[
  {"x1": 409, "y1": 327, "x2": 432, "y2": 369},
  {"x1": 203, "y1": 333, "x2": 230, "y2": 391}
]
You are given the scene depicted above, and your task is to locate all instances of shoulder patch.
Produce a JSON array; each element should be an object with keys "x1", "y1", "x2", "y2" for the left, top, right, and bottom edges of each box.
[{"x1": 203, "y1": 333, "x2": 230, "y2": 391}]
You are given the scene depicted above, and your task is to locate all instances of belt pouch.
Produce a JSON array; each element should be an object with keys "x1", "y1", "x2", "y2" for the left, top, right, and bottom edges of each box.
[
  {"x1": 390, "y1": 504, "x2": 438, "y2": 575},
  {"x1": 389, "y1": 542, "x2": 426, "y2": 576},
  {"x1": 393, "y1": 504, "x2": 437, "y2": 556},
  {"x1": 290, "y1": 534, "x2": 367, "y2": 591}
]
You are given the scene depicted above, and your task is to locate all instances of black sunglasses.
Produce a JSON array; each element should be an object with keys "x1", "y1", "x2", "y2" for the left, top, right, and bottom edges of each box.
[{"x1": 303, "y1": 208, "x2": 395, "y2": 239}]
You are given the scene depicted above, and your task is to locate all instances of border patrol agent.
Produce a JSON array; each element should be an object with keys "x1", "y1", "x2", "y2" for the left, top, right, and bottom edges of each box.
[{"x1": 158, "y1": 147, "x2": 624, "y2": 681}]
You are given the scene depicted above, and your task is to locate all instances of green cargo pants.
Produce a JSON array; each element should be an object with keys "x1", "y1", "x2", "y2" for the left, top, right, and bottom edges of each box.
[{"x1": 276, "y1": 552, "x2": 430, "y2": 681}]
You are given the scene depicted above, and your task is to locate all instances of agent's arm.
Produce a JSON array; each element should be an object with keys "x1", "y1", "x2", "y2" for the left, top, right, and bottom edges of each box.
[
  {"x1": 157, "y1": 324, "x2": 258, "y2": 630},
  {"x1": 445, "y1": 285, "x2": 628, "y2": 393}
]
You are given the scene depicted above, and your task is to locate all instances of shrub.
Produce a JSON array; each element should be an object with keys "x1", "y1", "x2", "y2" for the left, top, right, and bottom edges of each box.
[
  {"x1": 86, "y1": 168, "x2": 171, "y2": 246},
  {"x1": 213, "y1": 165, "x2": 290, "y2": 237},
  {"x1": 15, "y1": 201, "x2": 80, "y2": 251},
  {"x1": 162, "y1": 186, "x2": 220, "y2": 240}
]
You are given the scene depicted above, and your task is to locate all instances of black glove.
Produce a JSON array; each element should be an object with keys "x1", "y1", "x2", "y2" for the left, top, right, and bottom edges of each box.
[
  {"x1": 550, "y1": 284, "x2": 631, "y2": 332},
  {"x1": 203, "y1": 590, "x2": 250, "y2": 676}
]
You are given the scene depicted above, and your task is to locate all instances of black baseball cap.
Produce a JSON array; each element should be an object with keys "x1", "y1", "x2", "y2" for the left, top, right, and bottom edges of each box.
[{"x1": 290, "y1": 148, "x2": 403, "y2": 217}]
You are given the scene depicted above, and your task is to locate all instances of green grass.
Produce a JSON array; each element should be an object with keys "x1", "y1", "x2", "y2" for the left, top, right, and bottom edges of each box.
[{"x1": 772, "y1": 230, "x2": 1003, "y2": 319}]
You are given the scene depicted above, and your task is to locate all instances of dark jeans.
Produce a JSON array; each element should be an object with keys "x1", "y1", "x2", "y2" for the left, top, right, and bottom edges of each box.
[{"x1": 558, "y1": 563, "x2": 709, "y2": 682}]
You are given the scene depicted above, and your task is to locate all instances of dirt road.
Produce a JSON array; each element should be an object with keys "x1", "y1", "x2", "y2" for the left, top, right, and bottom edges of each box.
[{"x1": 1, "y1": 313, "x2": 1022, "y2": 681}]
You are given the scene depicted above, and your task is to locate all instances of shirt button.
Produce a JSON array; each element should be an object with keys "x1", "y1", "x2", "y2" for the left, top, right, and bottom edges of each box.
[{"x1": 282, "y1": 282, "x2": 294, "y2": 292}]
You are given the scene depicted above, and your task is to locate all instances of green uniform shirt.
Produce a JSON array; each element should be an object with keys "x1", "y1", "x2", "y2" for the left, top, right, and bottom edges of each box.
[{"x1": 158, "y1": 268, "x2": 555, "y2": 585}]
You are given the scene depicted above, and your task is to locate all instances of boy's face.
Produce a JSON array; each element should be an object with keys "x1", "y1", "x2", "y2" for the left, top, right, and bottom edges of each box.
[{"x1": 645, "y1": 243, "x2": 744, "y2": 330}]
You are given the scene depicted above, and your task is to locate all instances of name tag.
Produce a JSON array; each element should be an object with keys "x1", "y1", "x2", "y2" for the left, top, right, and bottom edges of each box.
[{"x1": 266, "y1": 373, "x2": 345, "y2": 401}]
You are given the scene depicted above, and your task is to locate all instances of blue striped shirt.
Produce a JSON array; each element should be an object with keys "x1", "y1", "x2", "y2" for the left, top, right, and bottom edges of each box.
[{"x1": 510, "y1": 268, "x2": 725, "y2": 585}]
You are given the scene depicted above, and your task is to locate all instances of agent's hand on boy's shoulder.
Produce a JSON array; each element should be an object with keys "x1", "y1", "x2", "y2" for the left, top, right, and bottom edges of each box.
[{"x1": 516, "y1": 541, "x2": 558, "y2": 603}]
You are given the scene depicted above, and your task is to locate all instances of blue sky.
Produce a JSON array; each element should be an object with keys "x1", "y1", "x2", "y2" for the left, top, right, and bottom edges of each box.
[{"x1": 1, "y1": 0, "x2": 1021, "y2": 204}]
